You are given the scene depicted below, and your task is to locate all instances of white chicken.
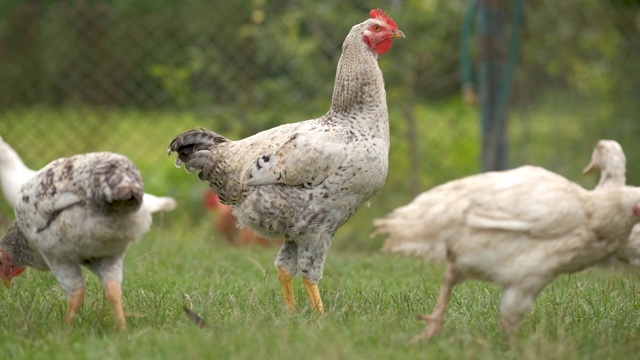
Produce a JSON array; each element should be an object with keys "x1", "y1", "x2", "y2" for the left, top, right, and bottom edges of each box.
[
  {"x1": 0, "y1": 134, "x2": 177, "y2": 213},
  {"x1": 583, "y1": 139, "x2": 626, "y2": 189},
  {"x1": 168, "y1": 9, "x2": 404, "y2": 313},
  {"x1": 583, "y1": 139, "x2": 640, "y2": 266},
  {"x1": 0, "y1": 135, "x2": 35, "y2": 209},
  {"x1": 375, "y1": 166, "x2": 640, "y2": 341},
  {"x1": 0, "y1": 152, "x2": 152, "y2": 330}
]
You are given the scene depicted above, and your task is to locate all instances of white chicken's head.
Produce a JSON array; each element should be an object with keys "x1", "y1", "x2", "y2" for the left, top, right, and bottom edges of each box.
[
  {"x1": 583, "y1": 139, "x2": 626, "y2": 175},
  {"x1": 0, "y1": 251, "x2": 25, "y2": 288},
  {"x1": 361, "y1": 9, "x2": 405, "y2": 55}
]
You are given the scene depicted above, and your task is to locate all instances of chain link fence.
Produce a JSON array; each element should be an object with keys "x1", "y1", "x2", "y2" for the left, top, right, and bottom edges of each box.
[{"x1": 1, "y1": 1, "x2": 638, "y2": 244}]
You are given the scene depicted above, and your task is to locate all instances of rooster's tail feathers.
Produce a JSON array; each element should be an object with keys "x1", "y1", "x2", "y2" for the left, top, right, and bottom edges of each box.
[{"x1": 168, "y1": 128, "x2": 228, "y2": 173}]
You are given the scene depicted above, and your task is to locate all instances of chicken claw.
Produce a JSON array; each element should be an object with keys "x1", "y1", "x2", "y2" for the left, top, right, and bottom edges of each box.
[{"x1": 410, "y1": 313, "x2": 443, "y2": 344}]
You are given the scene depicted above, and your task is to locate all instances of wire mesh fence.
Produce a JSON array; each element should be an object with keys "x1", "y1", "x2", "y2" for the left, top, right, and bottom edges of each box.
[{"x1": 0, "y1": 0, "x2": 638, "y2": 238}]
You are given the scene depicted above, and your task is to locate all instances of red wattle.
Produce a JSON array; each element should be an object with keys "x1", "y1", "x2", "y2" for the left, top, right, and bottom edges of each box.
[{"x1": 374, "y1": 38, "x2": 392, "y2": 54}]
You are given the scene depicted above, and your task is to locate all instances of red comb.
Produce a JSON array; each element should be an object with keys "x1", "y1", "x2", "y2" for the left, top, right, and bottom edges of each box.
[{"x1": 370, "y1": 8, "x2": 398, "y2": 29}]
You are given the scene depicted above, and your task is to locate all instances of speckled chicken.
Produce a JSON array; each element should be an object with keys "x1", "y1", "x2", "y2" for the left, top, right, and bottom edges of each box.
[
  {"x1": 0, "y1": 152, "x2": 152, "y2": 330},
  {"x1": 0, "y1": 134, "x2": 177, "y2": 213},
  {"x1": 375, "y1": 166, "x2": 640, "y2": 341},
  {"x1": 168, "y1": 9, "x2": 404, "y2": 313},
  {"x1": 584, "y1": 139, "x2": 640, "y2": 266}
]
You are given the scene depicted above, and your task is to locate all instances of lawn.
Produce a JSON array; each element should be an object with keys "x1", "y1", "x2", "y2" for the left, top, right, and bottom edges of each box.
[
  {"x1": 1, "y1": 104, "x2": 639, "y2": 359},
  {"x1": 1, "y1": 218, "x2": 640, "y2": 360}
]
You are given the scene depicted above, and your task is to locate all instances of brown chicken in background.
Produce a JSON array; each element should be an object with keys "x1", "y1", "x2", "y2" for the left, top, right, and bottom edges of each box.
[{"x1": 204, "y1": 191, "x2": 274, "y2": 246}]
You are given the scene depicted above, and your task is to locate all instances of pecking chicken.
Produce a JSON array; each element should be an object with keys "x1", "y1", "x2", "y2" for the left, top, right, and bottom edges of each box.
[
  {"x1": 204, "y1": 191, "x2": 273, "y2": 246},
  {"x1": 0, "y1": 134, "x2": 177, "y2": 213},
  {"x1": 168, "y1": 9, "x2": 404, "y2": 313},
  {"x1": 0, "y1": 152, "x2": 152, "y2": 330},
  {"x1": 375, "y1": 165, "x2": 640, "y2": 341},
  {"x1": 583, "y1": 139, "x2": 640, "y2": 266}
]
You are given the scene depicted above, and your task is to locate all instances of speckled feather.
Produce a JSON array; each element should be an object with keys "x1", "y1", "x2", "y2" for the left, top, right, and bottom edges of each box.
[
  {"x1": 169, "y1": 15, "x2": 399, "y2": 284},
  {"x1": 1, "y1": 152, "x2": 151, "y2": 298}
]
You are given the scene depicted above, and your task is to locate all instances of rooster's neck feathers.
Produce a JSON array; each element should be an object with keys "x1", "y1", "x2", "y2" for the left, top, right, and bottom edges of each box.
[{"x1": 329, "y1": 22, "x2": 386, "y2": 115}]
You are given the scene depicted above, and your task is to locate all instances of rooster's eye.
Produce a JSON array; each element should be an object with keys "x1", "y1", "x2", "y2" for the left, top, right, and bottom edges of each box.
[{"x1": 373, "y1": 25, "x2": 381, "y2": 31}]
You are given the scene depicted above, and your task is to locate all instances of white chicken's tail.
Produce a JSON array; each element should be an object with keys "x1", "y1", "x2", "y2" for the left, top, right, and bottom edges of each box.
[
  {"x1": 168, "y1": 128, "x2": 228, "y2": 174},
  {"x1": 0, "y1": 135, "x2": 37, "y2": 208},
  {"x1": 0, "y1": 135, "x2": 29, "y2": 169},
  {"x1": 373, "y1": 209, "x2": 447, "y2": 262},
  {"x1": 142, "y1": 193, "x2": 177, "y2": 213}
]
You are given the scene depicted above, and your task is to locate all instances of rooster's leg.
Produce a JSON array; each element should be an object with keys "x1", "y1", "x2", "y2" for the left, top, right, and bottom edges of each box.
[
  {"x1": 411, "y1": 264, "x2": 460, "y2": 343},
  {"x1": 303, "y1": 278, "x2": 324, "y2": 313},
  {"x1": 64, "y1": 287, "x2": 85, "y2": 325},
  {"x1": 277, "y1": 266, "x2": 296, "y2": 312},
  {"x1": 275, "y1": 241, "x2": 299, "y2": 312},
  {"x1": 104, "y1": 280, "x2": 126, "y2": 331}
]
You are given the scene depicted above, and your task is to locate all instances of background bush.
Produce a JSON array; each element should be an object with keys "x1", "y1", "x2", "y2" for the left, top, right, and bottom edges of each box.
[{"x1": 1, "y1": 0, "x2": 639, "y2": 249}]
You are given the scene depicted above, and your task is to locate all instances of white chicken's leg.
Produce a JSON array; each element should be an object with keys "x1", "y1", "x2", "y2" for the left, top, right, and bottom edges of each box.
[
  {"x1": 89, "y1": 256, "x2": 127, "y2": 331},
  {"x1": 64, "y1": 288, "x2": 86, "y2": 325},
  {"x1": 46, "y1": 261, "x2": 86, "y2": 326},
  {"x1": 411, "y1": 264, "x2": 460, "y2": 343},
  {"x1": 104, "y1": 280, "x2": 126, "y2": 331},
  {"x1": 499, "y1": 283, "x2": 544, "y2": 337}
]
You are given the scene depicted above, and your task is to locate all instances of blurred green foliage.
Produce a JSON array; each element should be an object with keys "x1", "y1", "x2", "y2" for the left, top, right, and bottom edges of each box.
[{"x1": 0, "y1": 0, "x2": 639, "y2": 249}]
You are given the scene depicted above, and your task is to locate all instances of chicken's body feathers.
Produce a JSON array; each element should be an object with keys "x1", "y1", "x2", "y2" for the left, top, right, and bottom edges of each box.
[
  {"x1": 382, "y1": 165, "x2": 640, "y2": 340},
  {"x1": 1, "y1": 152, "x2": 151, "y2": 329},
  {"x1": 169, "y1": 10, "x2": 402, "y2": 311}
]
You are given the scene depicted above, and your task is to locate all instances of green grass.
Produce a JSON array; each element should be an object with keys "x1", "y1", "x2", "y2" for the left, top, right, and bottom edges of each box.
[
  {"x1": 1, "y1": 103, "x2": 639, "y2": 358},
  {"x1": 2, "y1": 220, "x2": 640, "y2": 359}
]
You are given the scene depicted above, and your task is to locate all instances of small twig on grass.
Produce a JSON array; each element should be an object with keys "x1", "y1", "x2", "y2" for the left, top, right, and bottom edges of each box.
[{"x1": 183, "y1": 306, "x2": 206, "y2": 329}]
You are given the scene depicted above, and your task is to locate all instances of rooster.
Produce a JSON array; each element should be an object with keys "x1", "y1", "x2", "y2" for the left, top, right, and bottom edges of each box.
[
  {"x1": 375, "y1": 166, "x2": 640, "y2": 341},
  {"x1": 169, "y1": 9, "x2": 403, "y2": 313},
  {"x1": 0, "y1": 152, "x2": 152, "y2": 330},
  {"x1": 0, "y1": 134, "x2": 177, "y2": 213},
  {"x1": 204, "y1": 191, "x2": 273, "y2": 246}
]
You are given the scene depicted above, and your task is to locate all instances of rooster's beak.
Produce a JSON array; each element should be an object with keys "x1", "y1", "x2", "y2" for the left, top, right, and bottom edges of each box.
[
  {"x1": 391, "y1": 29, "x2": 405, "y2": 39},
  {"x1": 2, "y1": 277, "x2": 11, "y2": 289}
]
